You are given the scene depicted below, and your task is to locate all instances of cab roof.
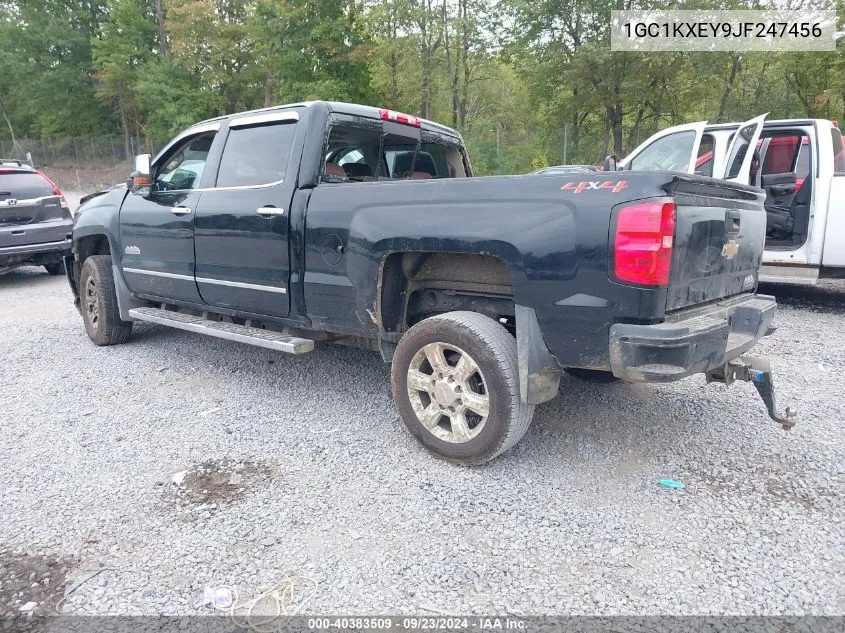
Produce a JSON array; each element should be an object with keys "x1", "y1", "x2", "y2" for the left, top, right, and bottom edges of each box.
[
  {"x1": 193, "y1": 100, "x2": 461, "y2": 139},
  {"x1": 705, "y1": 118, "x2": 825, "y2": 131}
]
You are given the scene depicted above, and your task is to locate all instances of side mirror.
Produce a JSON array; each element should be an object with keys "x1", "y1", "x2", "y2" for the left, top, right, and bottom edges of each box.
[
  {"x1": 129, "y1": 153, "x2": 152, "y2": 196},
  {"x1": 602, "y1": 155, "x2": 618, "y2": 172}
]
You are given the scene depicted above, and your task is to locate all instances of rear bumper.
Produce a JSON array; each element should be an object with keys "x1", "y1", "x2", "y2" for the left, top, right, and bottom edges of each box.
[
  {"x1": 0, "y1": 237, "x2": 72, "y2": 268},
  {"x1": 609, "y1": 293, "x2": 776, "y2": 383}
]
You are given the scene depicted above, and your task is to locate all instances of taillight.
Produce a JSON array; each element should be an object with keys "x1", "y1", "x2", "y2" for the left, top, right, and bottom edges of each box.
[
  {"x1": 613, "y1": 198, "x2": 675, "y2": 286},
  {"x1": 380, "y1": 109, "x2": 421, "y2": 127},
  {"x1": 37, "y1": 170, "x2": 68, "y2": 210}
]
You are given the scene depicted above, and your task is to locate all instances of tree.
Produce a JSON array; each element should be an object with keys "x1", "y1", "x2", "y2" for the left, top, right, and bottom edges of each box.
[
  {"x1": 0, "y1": 0, "x2": 113, "y2": 137},
  {"x1": 93, "y1": 0, "x2": 158, "y2": 157}
]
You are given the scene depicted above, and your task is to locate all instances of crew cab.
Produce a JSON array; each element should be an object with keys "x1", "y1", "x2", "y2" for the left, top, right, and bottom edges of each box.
[
  {"x1": 67, "y1": 101, "x2": 794, "y2": 465},
  {"x1": 618, "y1": 116, "x2": 845, "y2": 286},
  {"x1": 0, "y1": 160, "x2": 72, "y2": 275}
]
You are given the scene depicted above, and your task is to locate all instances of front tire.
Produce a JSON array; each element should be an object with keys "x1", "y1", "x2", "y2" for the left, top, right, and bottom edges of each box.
[
  {"x1": 391, "y1": 311, "x2": 535, "y2": 465},
  {"x1": 79, "y1": 255, "x2": 133, "y2": 346}
]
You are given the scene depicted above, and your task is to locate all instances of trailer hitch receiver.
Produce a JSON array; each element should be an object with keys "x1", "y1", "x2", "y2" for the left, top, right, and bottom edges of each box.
[{"x1": 706, "y1": 356, "x2": 797, "y2": 429}]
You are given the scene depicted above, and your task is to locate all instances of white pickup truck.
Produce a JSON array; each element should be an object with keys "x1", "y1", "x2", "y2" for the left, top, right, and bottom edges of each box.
[{"x1": 617, "y1": 116, "x2": 845, "y2": 286}]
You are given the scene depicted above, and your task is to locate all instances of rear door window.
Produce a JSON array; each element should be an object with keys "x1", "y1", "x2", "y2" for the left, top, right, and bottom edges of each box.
[
  {"x1": 0, "y1": 172, "x2": 54, "y2": 200},
  {"x1": 216, "y1": 121, "x2": 297, "y2": 188}
]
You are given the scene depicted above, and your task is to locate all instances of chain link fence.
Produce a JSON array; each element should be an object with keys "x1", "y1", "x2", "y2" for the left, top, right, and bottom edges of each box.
[
  {"x1": 1, "y1": 127, "x2": 602, "y2": 193},
  {"x1": 0, "y1": 136, "x2": 167, "y2": 194}
]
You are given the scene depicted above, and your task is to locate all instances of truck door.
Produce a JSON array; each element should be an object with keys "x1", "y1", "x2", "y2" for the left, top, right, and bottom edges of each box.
[
  {"x1": 619, "y1": 121, "x2": 707, "y2": 173},
  {"x1": 717, "y1": 114, "x2": 767, "y2": 183},
  {"x1": 119, "y1": 126, "x2": 219, "y2": 303},
  {"x1": 192, "y1": 111, "x2": 301, "y2": 318},
  {"x1": 822, "y1": 125, "x2": 845, "y2": 267}
]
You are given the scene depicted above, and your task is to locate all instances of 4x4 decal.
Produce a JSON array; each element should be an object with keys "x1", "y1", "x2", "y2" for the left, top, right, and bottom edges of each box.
[{"x1": 562, "y1": 180, "x2": 628, "y2": 194}]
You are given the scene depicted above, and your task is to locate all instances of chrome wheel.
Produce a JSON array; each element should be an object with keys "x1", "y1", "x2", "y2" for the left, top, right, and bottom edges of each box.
[
  {"x1": 406, "y1": 342, "x2": 489, "y2": 444},
  {"x1": 85, "y1": 276, "x2": 100, "y2": 330}
]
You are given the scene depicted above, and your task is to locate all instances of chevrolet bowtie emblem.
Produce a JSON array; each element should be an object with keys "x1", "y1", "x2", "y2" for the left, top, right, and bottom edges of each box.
[{"x1": 722, "y1": 240, "x2": 739, "y2": 260}]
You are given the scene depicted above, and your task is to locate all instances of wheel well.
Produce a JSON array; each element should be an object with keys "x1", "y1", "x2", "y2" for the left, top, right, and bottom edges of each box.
[
  {"x1": 75, "y1": 234, "x2": 111, "y2": 262},
  {"x1": 72, "y1": 235, "x2": 112, "y2": 283},
  {"x1": 378, "y1": 252, "x2": 515, "y2": 335}
]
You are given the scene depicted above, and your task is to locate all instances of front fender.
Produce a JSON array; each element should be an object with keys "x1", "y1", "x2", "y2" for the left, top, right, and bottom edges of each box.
[
  {"x1": 71, "y1": 187, "x2": 143, "y2": 320},
  {"x1": 72, "y1": 186, "x2": 128, "y2": 264}
]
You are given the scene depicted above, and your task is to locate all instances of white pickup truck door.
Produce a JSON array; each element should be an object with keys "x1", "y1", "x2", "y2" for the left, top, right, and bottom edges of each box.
[
  {"x1": 717, "y1": 114, "x2": 767, "y2": 183},
  {"x1": 822, "y1": 173, "x2": 845, "y2": 266},
  {"x1": 619, "y1": 121, "x2": 708, "y2": 173}
]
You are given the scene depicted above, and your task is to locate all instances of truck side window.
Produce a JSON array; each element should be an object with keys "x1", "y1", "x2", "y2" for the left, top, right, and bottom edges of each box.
[
  {"x1": 629, "y1": 131, "x2": 696, "y2": 172},
  {"x1": 154, "y1": 132, "x2": 216, "y2": 192},
  {"x1": 725, "y1": 122, "x2": 757, "y2": 180},
  {"x1": 216, "y1": 122, "x2": 297, "y2": 188}
]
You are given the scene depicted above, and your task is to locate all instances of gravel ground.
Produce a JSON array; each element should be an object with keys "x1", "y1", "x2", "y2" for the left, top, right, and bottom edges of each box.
[
  {"x1": 64, "y1": 191, "x2": 83, "y2": 215},
  {"x1": 0, "y1": 268, "x2": 843, "y2": 617}
]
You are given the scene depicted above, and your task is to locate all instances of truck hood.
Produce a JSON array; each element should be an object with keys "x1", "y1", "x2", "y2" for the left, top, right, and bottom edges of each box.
[{"x1": 79, "y1": 183, "x2": 126, "y2": 207}]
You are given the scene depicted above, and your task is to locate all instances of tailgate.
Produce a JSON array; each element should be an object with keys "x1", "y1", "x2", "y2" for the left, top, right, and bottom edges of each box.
[
  {"x1": 0, "y1": 195, "x2": 64, "y2": 224},
  {"x1": 0, "y1": 196, "x2": 68, "y2": 248},
  {"x1": 666, "y1": 176, "x2": 766, "y2": 311}
]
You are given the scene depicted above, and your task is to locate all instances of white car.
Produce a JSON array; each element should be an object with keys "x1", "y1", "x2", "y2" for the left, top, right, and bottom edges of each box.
[{"x1": 618, "y1": 115, "x2": 845, "y2": 286}]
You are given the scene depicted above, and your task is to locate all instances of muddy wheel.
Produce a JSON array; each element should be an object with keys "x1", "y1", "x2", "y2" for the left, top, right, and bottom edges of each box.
[
  {"x1": 80, "y1": 255, "x2": 133, "y2": 346},
  {"x1": 564, "y1": 367, "x2": 620, "y2": 383},
  {"x1": 43, "y1": 261, "x2": 64, "y2": 276},
  {"x1": 391, "y1": 311, "x2": 534, "y2": 466}
]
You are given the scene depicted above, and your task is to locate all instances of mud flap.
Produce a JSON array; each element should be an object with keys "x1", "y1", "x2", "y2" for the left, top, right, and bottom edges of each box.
[
  {"x1": 515, "y1": 304, "x2": 560, "y2": 405},
  {"x1": 706, "y1": 355, "x2": 797, "y2": 429},
  {"x1": 112, "y1": 263, "x2": 146, "y2": 321}
]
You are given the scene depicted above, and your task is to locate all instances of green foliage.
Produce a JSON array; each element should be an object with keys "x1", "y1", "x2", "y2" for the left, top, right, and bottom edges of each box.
[{"x1": 0, "y1": 0, "x2": 843, "y2": 173}]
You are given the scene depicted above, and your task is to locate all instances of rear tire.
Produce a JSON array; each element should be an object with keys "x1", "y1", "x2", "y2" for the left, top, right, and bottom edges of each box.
[
  {"x1": 391, "y1": 311, "x2": 534, "y2": 465},
  {"x1": 44, "y1": 261, "x2": 64, "y2": 276},
  {"x1": 565, "y1": 367, "x2": 620, "y2": 383},
  {"x1": 79, "y1": 255, "x2": 133, "y2": 346}
]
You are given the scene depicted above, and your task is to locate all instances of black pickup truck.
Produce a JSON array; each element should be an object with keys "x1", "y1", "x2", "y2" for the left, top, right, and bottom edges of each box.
[{"x1": 67, "y1": 101, "x2": 794, "y2": 465}]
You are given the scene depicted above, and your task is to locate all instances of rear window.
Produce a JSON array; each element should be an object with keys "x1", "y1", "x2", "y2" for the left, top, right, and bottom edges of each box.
[
  {"x1": 384, "y1": 143, "x2": 458, "y2": 178},
  {"x1": 216, "y1": 122, "x2": 296, "y2": 187},
  {"x1": 760, "y1": 133, "x2": 810, "y2": 178},
  {"x1": 0, "y1": 172, "x2": 54, "y2": 200},
  {"x1": 323, "y1": 122, "x2": 468, "y2": 182},
  {"x1": 762, "y1": 136, "x2": 799, "y2": 174},
  {"x1": 831, "y1": 127, "x2": 845, "y2": 173}
]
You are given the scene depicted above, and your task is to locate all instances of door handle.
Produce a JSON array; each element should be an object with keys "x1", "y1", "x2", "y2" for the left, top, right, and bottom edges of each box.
[
  {"x1": 171, "y1": 206, "x2": 192, "y2": 215},
  {"x1": 725, "y1": 209, "x2": 741, "y2": 234},
  {"x1": 256, "y1": 206, "x2": 285, "y2": 218}
]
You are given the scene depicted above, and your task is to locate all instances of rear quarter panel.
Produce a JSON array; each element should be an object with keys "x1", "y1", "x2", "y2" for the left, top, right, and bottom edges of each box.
[{"x1": 303, "y1": 173, "x2": 678, "y2": 368}]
